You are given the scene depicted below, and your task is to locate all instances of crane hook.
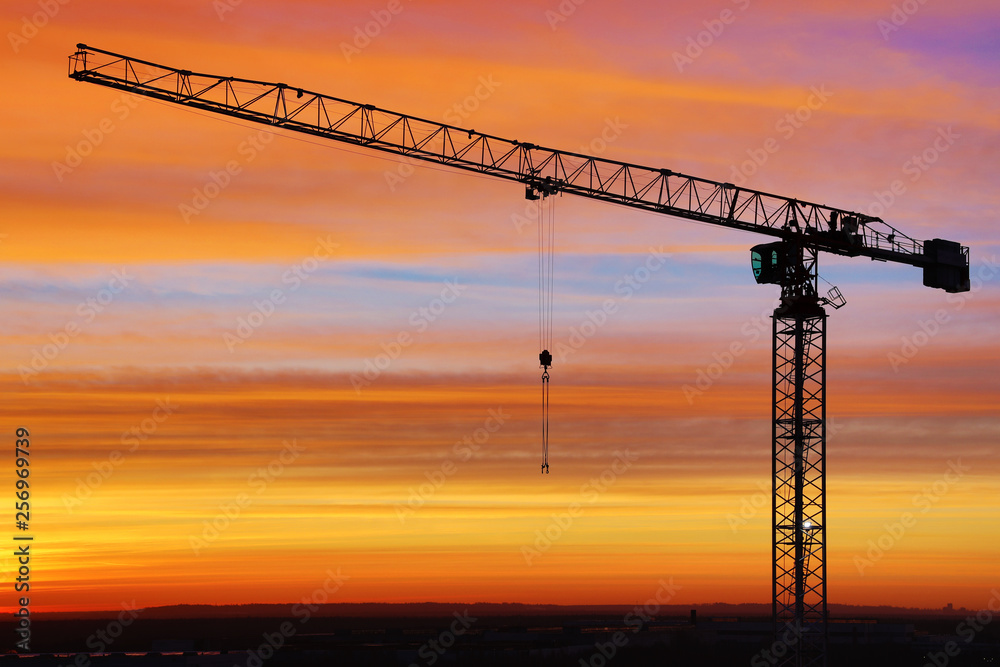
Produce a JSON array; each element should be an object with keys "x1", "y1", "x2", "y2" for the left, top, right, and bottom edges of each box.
[{"x1": 540, "y1": 349, "x2": 551, "y2": 474}]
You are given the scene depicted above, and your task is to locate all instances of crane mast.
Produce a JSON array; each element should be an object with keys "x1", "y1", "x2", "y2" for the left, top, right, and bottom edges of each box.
[{"x1": 68, "y1": 44, "x2": 971, "y2": 667}]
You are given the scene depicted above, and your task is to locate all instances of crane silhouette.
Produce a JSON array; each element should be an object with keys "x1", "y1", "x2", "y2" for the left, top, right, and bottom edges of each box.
[{"x1": 68, "y1": 43, "x2": 971, "y2": 667}]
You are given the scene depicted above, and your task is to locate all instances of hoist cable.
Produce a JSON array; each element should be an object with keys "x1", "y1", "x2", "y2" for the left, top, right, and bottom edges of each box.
[
  {"x1": 538, "y1": 200, "x2": 547, "y2": 350},
  {"x1": 548, "y1": 196, "x2": 556, "y2": 348},
  {"x1": 538, "y1": 193, "x2": 555, "y2": 474}
]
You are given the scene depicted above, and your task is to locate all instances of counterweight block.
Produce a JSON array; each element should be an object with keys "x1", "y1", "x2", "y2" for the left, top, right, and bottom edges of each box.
[{"x1": 923, "y1": 238, "x2": 970, "y2": 293}]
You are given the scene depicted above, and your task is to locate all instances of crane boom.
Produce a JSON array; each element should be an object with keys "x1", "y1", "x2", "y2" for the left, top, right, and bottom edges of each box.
[{"x1": 67, "y1": 44, "x2": 969, "y2": 291}]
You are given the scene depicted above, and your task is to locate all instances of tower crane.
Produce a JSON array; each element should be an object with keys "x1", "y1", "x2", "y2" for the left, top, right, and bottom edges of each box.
[{"x1": 68, "y1": 44, "x2": 970, "y2": 667}]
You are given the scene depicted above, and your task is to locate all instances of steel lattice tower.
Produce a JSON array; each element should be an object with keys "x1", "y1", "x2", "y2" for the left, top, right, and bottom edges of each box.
[{"x1": 772, "y1": 245, "x2": 828, "y2": 666}]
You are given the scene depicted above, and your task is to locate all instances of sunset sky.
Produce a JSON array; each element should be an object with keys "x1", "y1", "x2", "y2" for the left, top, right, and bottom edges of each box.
[{"x1": 1, "y1": 0, "x2": 997, "y2": 614}]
